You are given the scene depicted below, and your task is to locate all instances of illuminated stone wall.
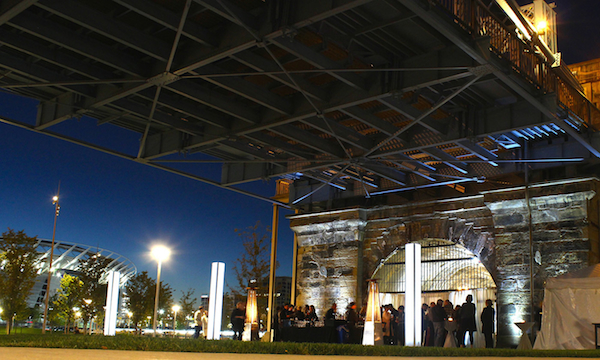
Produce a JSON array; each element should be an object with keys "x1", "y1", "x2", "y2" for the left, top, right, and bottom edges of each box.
[
  {"x1": 291, "y1": 211, "x2": 366, "y2": 314},
  {"x1": 290, "y1": 178, "x2": 599, "y2": 347},
  {"x1": 484, "y1": 179, "x2": 598, "y2": 346}
]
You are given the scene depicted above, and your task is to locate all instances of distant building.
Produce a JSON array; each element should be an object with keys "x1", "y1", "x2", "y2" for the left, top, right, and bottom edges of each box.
[
  {"x1": 200, "y1": 295, "x2": 209, "y2": 309},
  {"x1": 0, "y1": 238, "x2": 136, "y2": 310},
  {"x1": 570, "y1": 59, "x2": 600, "y2": 110},
  {"x1": 258, "y1": 276, "x2": 292, "y2": 308}
]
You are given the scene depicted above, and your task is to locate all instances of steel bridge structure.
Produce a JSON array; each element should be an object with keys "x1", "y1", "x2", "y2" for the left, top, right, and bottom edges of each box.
[{"x1": 0, "y1": 0, "x2": 599, "y2": 209}]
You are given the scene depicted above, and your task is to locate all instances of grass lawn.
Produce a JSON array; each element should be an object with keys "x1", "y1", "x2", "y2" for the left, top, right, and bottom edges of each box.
[
  {"x1": 0, "y1": 327, "x2": 42, "y2": 335},
  {"x1": 1, "y1": 334, "x2": 600, "y2": 357}
]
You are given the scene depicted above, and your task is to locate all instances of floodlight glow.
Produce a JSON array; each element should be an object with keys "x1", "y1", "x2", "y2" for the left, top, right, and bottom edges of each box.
[
  {"x1": 172, "y1": 305, "x2": 180, "y2": 312},
  {"x1": 52, "y1": 196, "x2": 58, "y2": 203},
  {"x1": 151, "y1": 245, "x2": 171, "y2": 262},
  {"x1": 207, "y1": 262, "x2": 225, "y2": 340},
  {"x1": 405, "y1": 243, "x2": 422, "y2": 346},
  {"x1": 536, "y1": 20, "x2": 547, "y2": 33}
]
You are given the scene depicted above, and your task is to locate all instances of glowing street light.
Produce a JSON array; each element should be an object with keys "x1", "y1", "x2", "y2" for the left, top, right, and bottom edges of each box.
[
  {"x1": 42, "y1": 184, "x2": 61, "y2": 334},
  {"x1": 172, "y1": 304, "x2": 181, "y2": 335},
  {"x1": 151, "y1": 245, "x2": 170, "y2": 337},
  {"x1": 536, "y1": 20, "x2": 547, "y2": 34}
]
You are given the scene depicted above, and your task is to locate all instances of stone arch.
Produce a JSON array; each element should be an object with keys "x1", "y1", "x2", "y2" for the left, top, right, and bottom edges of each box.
[{"x1": 372, "y1": 239, "x2": 496, "y2": 295}]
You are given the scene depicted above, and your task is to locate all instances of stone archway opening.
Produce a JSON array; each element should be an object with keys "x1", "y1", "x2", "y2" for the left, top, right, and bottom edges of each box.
[{"x1": 372, "y1": 239, "x2": 496, "y2": 346}]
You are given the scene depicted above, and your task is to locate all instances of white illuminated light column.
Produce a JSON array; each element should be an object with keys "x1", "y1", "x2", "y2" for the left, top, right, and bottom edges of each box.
[
  {"x1": 207, "y1": 262, "x2": 225, "y2": 340},
  {"x1": 405, "y1": 243, "x2": 422, "y2": 346},
  {"x1": 103, "y1": 270, "x2": 121, "y2": 336}
]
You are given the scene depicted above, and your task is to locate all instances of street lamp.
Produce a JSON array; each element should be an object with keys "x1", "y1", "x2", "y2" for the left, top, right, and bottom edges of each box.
[
  {"x1": 151, "y1": 245, "x2": 170, "y2": 337},
  {"x1": 172, "y1": 304, "x2": 180, "y2": 336},
  {"x1": 42, "y1": 184, "x2": 61, "y2": 334},
  {"x1": 127, "y1": 311, "x2": 133, "y2": 329},
  {"x1": 83, "y1": 299, "x2": 92, "y2": 334}
]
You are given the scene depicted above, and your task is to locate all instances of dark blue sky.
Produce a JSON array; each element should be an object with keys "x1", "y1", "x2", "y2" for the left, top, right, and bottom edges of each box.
[
  {"x1": 0, "y1": 0, "x2": 597, "y2": 303},
  {"x1": 0, "y1": 92, "x2": 295, "y2": 300}
]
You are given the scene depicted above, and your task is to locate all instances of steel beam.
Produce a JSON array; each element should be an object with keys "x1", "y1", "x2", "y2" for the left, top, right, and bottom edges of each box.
[
  {"x1": 114, "y1": 0, "x2": 216, "y2": 47},
  {"x1": 8, "y1": 12, "x2": 146, "y2": 76},
  {"x1": 193, "y1": 0, "x2": 258, "y2": 30},
  {"x1": 232, "y1": 50, "x2": 328, "y2": 102},
  {"x1": 37, "y1": 0, "x2": 171, "y2": 62},
  {"x1": 421, "y1": 146, "x2": 468, "y2": 174},
  {"x1": 0, "y1": 0, "x2": 37, "y2": 25},
  {"x1": 271, "y1": 36, "x2": 366, "y2": 90},
  {"x1": 198, "y1": 64, "x2": 293, "y2": 114},
  {"x1": 301, "y1": 116, "x2": 374, "y2": 150},
  {"x1": 271, "y1": 124, "x2": 348, "y2": 158}
]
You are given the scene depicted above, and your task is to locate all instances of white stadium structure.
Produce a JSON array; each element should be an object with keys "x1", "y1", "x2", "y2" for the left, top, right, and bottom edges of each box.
[{"x1": 27, "y1": 239, "x2": 137, "y2": 308}]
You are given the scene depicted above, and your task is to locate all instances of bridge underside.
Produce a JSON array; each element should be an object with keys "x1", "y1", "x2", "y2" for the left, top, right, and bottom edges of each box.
[{"x1": 1, "y1": 0, "x2": 599, "y2": 209}]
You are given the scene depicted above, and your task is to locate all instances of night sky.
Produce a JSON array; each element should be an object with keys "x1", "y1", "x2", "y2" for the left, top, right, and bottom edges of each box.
[{"x1": 0, "y1": 0, "x2": 598, "y2": 303}]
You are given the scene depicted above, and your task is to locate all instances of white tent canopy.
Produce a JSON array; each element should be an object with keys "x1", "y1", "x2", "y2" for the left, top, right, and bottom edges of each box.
[{"x1": 534, "y1": 264, "x2": 600, "y2": 349}]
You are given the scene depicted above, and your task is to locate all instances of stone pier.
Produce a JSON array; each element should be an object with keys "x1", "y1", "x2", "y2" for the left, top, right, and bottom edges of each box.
[{"x1": 290, "y1": 178, "x2": 600, "y2": 347}]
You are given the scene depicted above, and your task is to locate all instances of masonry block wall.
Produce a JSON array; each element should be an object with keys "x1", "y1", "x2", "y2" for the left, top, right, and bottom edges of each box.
[{"x1": 290, "y1": 178, "x2": 599, "y2": 347}]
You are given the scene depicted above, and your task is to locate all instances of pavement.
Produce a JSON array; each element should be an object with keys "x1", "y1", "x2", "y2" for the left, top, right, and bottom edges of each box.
[{"x1": 0, "y1": 348, "x2": 598, "y2": 360}]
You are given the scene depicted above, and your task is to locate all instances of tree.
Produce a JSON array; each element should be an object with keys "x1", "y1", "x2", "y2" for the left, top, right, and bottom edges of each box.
[
  {"x1": 178, "y1": 288, "x2": 197, "y2": 326},
  {"x1": 77, "y1": 254, "x2": 112, "y2": 334},
  {"x1": 230, "y1": 221, "x2": 276, "y2": 319},
  {"x1": 53, "y1": 274, "x2": 84, "y2": 333},
  {"x1": 124, "y1": 271, "x2": 173, "y2": 330},
  {"x1": 125, "y1": 271, "x2": 154, "y2": 330},
  {"x1": 0, "y1": 229, "x2": 40, "y2": 334}
]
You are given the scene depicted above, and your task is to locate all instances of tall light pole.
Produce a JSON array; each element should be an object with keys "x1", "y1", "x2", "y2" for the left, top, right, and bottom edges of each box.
[
  {"x1": 151, "y1": 245, "x2": 170, "y2": 337},
  {"x1": 172, "y1": 304, "x2": 180, "y2": 336},
  {"x1": 42, "y1": 184, "x2": 60, "y2": 334}
]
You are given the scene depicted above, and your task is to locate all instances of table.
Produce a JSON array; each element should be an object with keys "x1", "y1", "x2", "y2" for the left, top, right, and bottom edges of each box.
[
  {"x1": 444, "y1": 320, "x2": 458, "y2": 348},
  {"x1": 593, "y1": 323, "x2": 600, "y2": 349},
  {"x1": 515, "y1": 322, "x2": 535, "y2": 350}
]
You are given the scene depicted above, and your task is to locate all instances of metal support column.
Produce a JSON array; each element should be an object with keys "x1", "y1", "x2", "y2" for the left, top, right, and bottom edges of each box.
[
  {"x1": 266, "y1": 204, "x2": 279, "y2": 341},
  {"x1": 290, "y1": 209, "x2": 299, "y2": 304}
]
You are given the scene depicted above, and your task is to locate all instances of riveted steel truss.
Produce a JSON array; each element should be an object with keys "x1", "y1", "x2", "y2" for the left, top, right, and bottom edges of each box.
[{"x1": 1, "y1": 0, "x2": 599, "y2": 208}]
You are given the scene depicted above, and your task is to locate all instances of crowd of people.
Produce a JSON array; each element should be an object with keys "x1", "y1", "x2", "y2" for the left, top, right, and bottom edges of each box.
[
  {"x1": 421, "y1": 295, "x2": 496, "y2": 348},
  {"x1": 224, "y1": 295, "x2": 496, "y2": 348}
]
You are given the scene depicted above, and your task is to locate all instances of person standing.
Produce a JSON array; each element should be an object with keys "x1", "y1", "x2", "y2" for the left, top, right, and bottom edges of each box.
[
  {"x1": 193, "y1": 306, "x2": 203, "y2": 339},
  {"x1": 481, "y1": 299, "x2": 495, "y2": 348},
  {"x1": 345, "y1": 302, "x2": 360, "y2": 344},
  {"x1": 396, "y1": 305, "x2": 405, "y2": 346},
  {"x1": 430, "y1": 299, "x2": 447, "y2": 347},
  {"x1": 382, "y1": 305, "x2": 392, "y2": 344},
  {"x1": 459, "y1": 295, "x2": 477, "y2": 347},
  {"x1": 231, "y1": 302, "x2": 246, "y2": 340},
  {"x1": 201, "y1": 307, "x2": 209, "y2": 339}
]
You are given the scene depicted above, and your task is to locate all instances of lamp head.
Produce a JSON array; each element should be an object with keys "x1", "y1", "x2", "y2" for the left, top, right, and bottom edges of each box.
[
  {"x1": 536, "y1": 20, "x2": 547, "y2": 34},
  {"x1": 151, "y1": 245, "x2": 171, "y2": 262}
]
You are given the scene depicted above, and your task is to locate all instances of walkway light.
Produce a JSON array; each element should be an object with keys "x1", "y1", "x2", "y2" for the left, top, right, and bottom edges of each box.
[
  {"x1": 42, "y1": 185, "x2": 61, "y2": 334},
  {"x1": 172, "y1": 304, "x2": 180, "y2": 334},
  {"x1": 151, "y1": 245, "x2": 170, "y2": 337}
]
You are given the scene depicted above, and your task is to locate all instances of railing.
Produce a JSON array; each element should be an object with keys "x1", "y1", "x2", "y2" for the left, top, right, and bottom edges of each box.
[{"x1": 430, "y1": 0, "x2": 600, "y2": 131}]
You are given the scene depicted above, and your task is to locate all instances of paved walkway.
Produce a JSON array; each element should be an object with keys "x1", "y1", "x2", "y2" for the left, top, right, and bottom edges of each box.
[{"x1": 0, "y1": 348, "x2": 598, "y2": 360}]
